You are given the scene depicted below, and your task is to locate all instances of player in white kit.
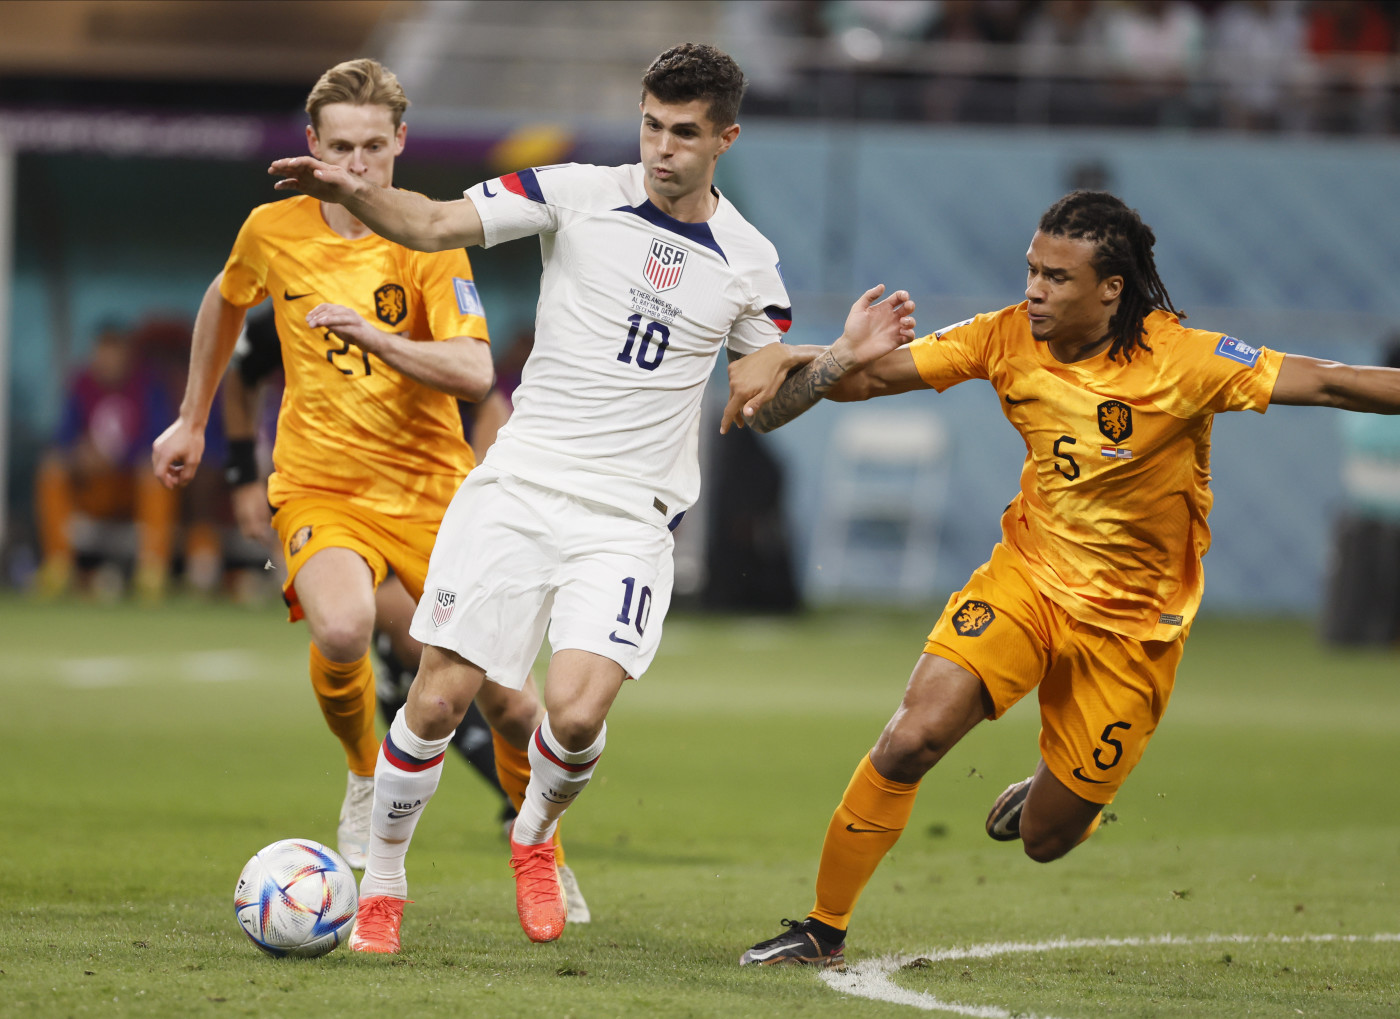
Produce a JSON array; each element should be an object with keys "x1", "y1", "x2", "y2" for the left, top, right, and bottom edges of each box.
[{"x1": 269, "y1": 43, "x2": 917, "y2": 952}]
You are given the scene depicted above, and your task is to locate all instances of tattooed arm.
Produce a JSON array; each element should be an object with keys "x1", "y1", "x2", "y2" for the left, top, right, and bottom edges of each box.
[{"x1": 722, "y1": 284, "x2": 916, "y2": 434}]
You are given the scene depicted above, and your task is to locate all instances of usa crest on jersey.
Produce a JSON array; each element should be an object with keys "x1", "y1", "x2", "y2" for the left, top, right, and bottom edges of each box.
[{"x1": 643, "y1": 237, "x2": 687, "y2": 293}]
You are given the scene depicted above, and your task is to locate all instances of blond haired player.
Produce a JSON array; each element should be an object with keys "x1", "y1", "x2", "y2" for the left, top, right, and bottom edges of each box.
[
  {"x1": 152, "y1": 59, "x2": 558, "y2": 881},
  {"x1": 738, "y1": 190, "x2": 1400, "y2": 968}
]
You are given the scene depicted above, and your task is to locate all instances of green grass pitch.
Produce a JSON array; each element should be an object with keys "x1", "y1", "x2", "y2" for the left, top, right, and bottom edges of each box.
[{"x1": 2, "y1": 595, "x2": 1397, "y2": 1017}]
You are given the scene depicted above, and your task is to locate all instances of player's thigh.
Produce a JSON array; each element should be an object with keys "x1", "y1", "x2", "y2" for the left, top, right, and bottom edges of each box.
[
  {"x1": 871, "y1": 651, "x2": 996, "y2": 783},
  {"x1": 293, "y1": 547, "x2": 378, "y2": 656},
  {"x1": 547, "y1": 504, "x2": 674, "y2": 684},
  {"x1": 1037, "y1": 621, "x2": 1184, "y2": 805},
  {"x1": 924, "y1": 543, "x2": 1054, "y2": 719},
  {"x1": 271, "y1": 497, "x2": 389, "y2": 625},
  {"x1": 411, "y1": 466, "x2": 556, "y2": 691}
]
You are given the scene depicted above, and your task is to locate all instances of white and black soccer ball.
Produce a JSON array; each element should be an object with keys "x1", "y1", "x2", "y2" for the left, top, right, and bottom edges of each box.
[{"x1": 234, "y1": 838, "x2": 358, "y2": 958}]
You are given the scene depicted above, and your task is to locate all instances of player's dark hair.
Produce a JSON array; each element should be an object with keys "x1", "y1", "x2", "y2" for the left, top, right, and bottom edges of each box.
[
  {"x1": 641, "y1": 43, "x2": 747, "y2": 129},
  {"x1": 1038, "y1": 191, "x2": 1182, "y2": 362},
  {"x1": 307, "y1": 58, "x2": 409, "y2": 131}
]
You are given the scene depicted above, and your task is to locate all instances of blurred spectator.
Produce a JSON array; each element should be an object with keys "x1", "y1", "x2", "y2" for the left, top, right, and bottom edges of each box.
[
  {"x1": 1018, "y1": 0, "x2": 1111, "y2": 123},
  {"x1": 1211, "y1": 0, "x2": 1307, "y2": 131},
  {"x1": 1321, "y1": 337, "x2": 1400, "y2": 644},
  {"x1": 1102, "y1": 0, "x2": 1207, "y2": 126},
  {"x1": 1304, "y1": 0, "x2": 1395, "y2": 133},
  {"x1": 33, "y1": 322, "x2": 176, "y2": 600}
]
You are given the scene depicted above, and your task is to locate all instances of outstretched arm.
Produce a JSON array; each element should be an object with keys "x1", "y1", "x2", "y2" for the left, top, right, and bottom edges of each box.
[
  {"x1": 722, "y1": 284, "x2": 918, "y2": 434},
  {"x1": 151, "y1": 274, "x2": 246, "y2": 488},
  {"x1": 1271, "y1": 354, "x2": 1400, "y2": 412},
  {"x1": 267, "y1": 156, "x2": 484, "y2": 251}
]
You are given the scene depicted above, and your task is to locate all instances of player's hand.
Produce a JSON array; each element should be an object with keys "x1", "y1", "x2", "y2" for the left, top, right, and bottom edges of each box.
[
  {"x1": 721, "y1": 344, "x2": 818, "y2": 433},
  {"x1": 151, "y1": 418, "x2": 205, "y2": 489},
  {"x1": 830, "y1": 284, "x2": 916, "y2": 370},
  {"x1": 305, "y1": 303, "x2": 389, "y2": 355},
  {"x1": 231, "y1": 481, "x2": 274, "y2": 545},
  {"x1": 268, "y1": 156, "x2": 361, "y2": 203}
]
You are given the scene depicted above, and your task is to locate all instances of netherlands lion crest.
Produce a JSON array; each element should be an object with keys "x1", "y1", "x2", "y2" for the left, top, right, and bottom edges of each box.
[
  {"x1": 952, "y1": 599, "x2": 995, "y2": 637},
  {"x1": 1097, "y1": 400, "x2": 1133, "y2": 444},
  {"x1": 288, "y1": 525, "x2": 313, "y2": 555},
  {"x1": 374, "y1": 283, "x2": 407, "y2": 326}
]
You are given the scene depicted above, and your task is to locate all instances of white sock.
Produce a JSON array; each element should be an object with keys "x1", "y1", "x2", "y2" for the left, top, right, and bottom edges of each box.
[
  {"x1": 358, "y1": 708, "x2": 454, "y2": 900},
  {"x1": 512, "y1": 715, "x2": 606, "y2": 846}
]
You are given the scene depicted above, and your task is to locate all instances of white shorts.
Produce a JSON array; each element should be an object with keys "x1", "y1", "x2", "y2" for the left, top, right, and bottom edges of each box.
[{"x1": 410, "y1": 464, "x2": 675, "y2": 690}]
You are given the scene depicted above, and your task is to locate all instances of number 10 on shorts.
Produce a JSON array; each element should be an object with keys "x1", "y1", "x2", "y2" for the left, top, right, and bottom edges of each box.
[{"x1": 616, "y1": 577, "x2": 652, "y2": 637}]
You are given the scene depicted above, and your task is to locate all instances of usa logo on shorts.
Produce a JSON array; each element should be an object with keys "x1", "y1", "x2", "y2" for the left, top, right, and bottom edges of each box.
[
  {"x1": 431, "y1": 589, "x2": 456, "y2": 627},
  {"x1": 643, "y1": 237, "x2": 687, "y2": 293}
]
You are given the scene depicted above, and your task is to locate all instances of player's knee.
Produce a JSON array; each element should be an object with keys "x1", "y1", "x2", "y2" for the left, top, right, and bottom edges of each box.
[
  {"x1": 1018, "y1": 817, "x2": 1078, "y2": 864},
  {"x1": 310, "y1": 626, "x2": 368, "y2": 663},
  {"x1": 875, "y1": 712, "x2": 963, "y2": 781},
  {"x1": 479, "y1": 690, "x2": 541, "y2": 746},
  {"x1": 544, "y1": 704, "x2": 604, "y2": 753},
  {"x1": 312, "y1": 623, "x2": 373, "y2": 663}
]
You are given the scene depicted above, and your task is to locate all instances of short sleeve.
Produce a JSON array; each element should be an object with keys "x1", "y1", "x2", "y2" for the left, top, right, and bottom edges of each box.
[
  {"x1": 466, "y1": 165, "x2": 571, "y2": 248},
  {"x1": 1165, "y1": 328, "x2": 1284, "y2": 417},
  {"x1": 410, "y1": 247, "x2": 491, "y2": 343},
  {"x1": 908, "y1": 312, "x2": 997, "y2": 392},
  {"x1": 727, "y1": 259, "x2": 792, "y2": 356},
  {"x1": 219, "y1": 212, "x2": 270, "y2": 308}
]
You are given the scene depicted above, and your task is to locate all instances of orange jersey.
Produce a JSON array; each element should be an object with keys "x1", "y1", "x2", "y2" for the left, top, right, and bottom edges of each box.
[
  {"x1": 219, "y1": 195, "x2": 489, "y2": 526},
  {"x1": 910, "y1": 304, "x2": 1284, "y2": 640}
]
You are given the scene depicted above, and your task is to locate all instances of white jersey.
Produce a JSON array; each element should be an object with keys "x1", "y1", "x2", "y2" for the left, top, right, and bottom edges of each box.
[{"x1": 466, "y1": 162, "x2": 792, "y2": 526}]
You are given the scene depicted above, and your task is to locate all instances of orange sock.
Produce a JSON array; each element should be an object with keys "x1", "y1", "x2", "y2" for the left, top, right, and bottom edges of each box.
[
  {"x1": 493, "y1": 728, "x2": 530, "y2": 811},
  {"x1": 493, "y1": 728, "x2": 566, "y2": 865},
  {"x1": 308, "y1": 643, "x2": 378, "y2": 776},
  {"x1": 809, "y1": 754, "x2": 920, "y2": 931}
]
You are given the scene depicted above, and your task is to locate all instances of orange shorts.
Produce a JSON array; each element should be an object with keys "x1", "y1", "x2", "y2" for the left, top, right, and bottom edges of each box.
[
  {"x1": 271, "y1": 496, "x2": 440, "y2": 622},
  {"x1": 925, "y1": 542, "x2": 1185, "y2": 804}
]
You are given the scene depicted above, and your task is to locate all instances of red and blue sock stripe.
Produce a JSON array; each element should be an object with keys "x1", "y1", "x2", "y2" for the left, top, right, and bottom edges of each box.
[
  {"x1": 382, "y1": 731, "x2": 445, "y2": 773},
  {"x1": 533, "y1": 728, "x2": 600, "y2": 773}
]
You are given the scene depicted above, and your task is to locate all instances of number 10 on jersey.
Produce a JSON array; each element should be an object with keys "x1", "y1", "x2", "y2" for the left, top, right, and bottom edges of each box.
[{"x1": 617, "y1": 315, "x2": 670, "y2": 371}]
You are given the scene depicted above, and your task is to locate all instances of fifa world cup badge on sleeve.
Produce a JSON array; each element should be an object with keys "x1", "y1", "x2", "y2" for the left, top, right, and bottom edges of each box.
[{"x1": 1215, "y1": 336, "x2": 1260, "y2": 366}]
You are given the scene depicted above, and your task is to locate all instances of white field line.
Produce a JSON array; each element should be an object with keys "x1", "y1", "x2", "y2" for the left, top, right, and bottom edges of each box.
[
  {"x1": 54, "y1": 649, "x2": 262, "y2": 687},
  {"x1": 818, "y1": 932, "x2": 1400, "y2": 1017}
]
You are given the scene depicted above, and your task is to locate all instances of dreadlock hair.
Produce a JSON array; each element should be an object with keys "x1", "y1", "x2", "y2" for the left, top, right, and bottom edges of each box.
[
  {"x1": 1038, "y1": 191, "x2": 1182, "y2": 362},
  {"x1": 642, "y1": 43, "x2": 748, "y2": 129}
]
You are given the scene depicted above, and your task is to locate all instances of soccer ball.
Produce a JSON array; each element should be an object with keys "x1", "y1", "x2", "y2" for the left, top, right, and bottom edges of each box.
[{"x1": 234, "y1": 838, "x2": 358, "y2": 958}]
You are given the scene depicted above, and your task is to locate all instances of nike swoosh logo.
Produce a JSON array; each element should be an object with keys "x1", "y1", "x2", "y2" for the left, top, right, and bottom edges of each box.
[
  {"x1": 283, "y1": 290, "x2": 314, "y2": 301},
  {"x1": 845, "y1": 823, "x2": 891, "y2": 834},
  {"x1": 1071, "y1": 767, "x2": 1110, "y2": 784},
  {"x1": 481, "y1": 180, "x2": 496, "y2": 197},
  {"x1": 1004, "y1": 395, "x2": 1037, "y2": 405},
  {"x1": 744, "y1": 942, "x2": 803, "y2": 962},
  {"x1": 608, "y1": 631, "x2": 639, "y2": 647},
  {"x1": 386, "y1": 809, "x2": 421, "y2": 819}
]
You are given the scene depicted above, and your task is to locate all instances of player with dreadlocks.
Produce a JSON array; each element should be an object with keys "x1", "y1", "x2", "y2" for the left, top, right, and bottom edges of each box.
[{"x1": 735, "y1": 189, "x2": 1400, "y2": 967}]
